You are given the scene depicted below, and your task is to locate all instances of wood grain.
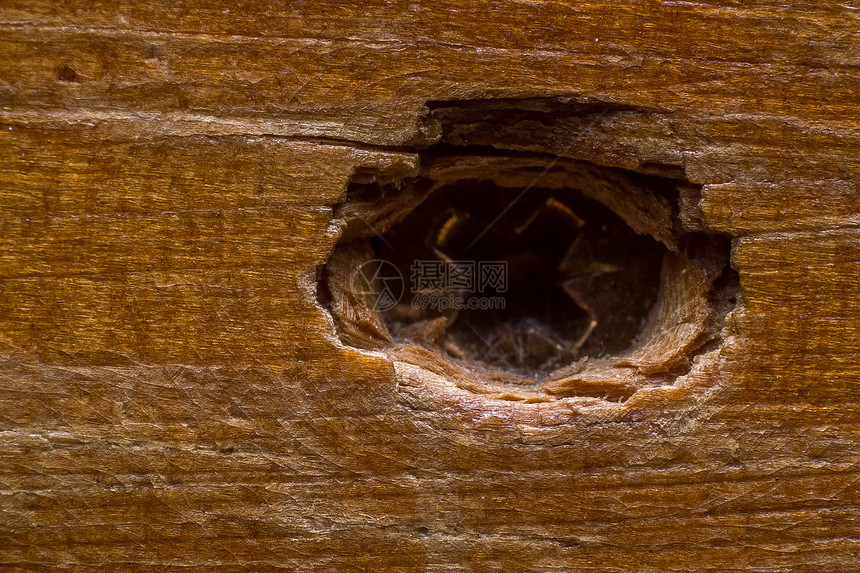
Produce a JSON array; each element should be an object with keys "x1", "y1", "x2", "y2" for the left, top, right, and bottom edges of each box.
[{"x1": 1, "y1": 1, "x2": 858, "y2": 570}]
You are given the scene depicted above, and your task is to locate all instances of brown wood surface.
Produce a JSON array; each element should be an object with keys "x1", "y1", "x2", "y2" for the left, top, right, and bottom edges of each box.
[{"x1": 1, "y1": 1, "x2": 859, "y2": 570}]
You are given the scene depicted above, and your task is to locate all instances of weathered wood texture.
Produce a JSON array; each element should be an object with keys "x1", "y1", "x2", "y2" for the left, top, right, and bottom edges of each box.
[{"x1": 1, "y1": 1, "x2": 859, "y2": 570}]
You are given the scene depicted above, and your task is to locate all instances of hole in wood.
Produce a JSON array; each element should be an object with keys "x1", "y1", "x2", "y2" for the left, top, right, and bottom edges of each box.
[{"x1": 320, "y1": 102, "x2": 738, "y2": 403}]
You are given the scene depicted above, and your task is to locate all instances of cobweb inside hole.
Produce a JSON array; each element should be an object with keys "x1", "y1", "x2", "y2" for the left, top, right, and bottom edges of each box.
[{"x1": 373, "y1": 179, "x2": 666, "y2": 377}]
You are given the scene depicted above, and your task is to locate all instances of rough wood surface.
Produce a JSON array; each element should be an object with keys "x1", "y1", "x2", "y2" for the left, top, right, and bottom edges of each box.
[{"x1": 1, "y1": 1, "x2": 859, "y2": 570}]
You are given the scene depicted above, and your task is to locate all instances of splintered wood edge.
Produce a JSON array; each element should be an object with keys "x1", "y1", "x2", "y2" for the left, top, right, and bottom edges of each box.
[{"x1": 391, "y1": 345, "x2": 732, "y2": 428}]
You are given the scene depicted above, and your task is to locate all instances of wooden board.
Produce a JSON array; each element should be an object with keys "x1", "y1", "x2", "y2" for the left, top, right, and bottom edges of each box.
[{"x1": 1, "y1": 1, "x2": 859, "y2": 570}]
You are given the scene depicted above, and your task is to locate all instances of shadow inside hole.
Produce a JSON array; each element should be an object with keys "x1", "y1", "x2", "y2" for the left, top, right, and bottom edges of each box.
[{"x1": 373, "y1": 180, "x2": 666, "y2": 377}]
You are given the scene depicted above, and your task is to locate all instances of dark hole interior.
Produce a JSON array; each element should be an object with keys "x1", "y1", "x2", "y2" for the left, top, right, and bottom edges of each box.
[{"x1": 372, "y1": 179, "x2": 666, "y2": 377}]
